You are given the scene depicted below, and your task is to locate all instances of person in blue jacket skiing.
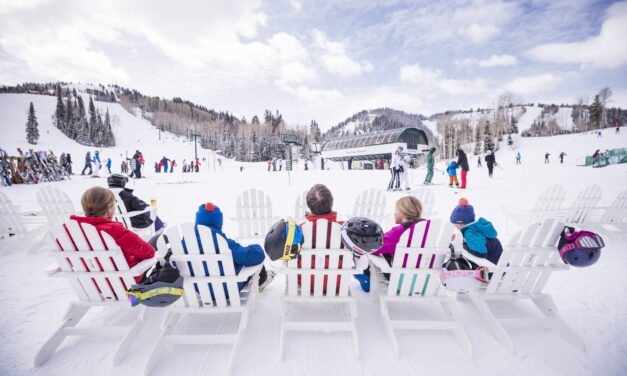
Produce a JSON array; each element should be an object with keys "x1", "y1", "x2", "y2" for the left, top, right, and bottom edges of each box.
[
  {"x1": 450, "y1": 198, "x2": 503, "y2": 265},
  {"x1": 106, "y1": 158, "x2": 112, "y2": 174},
  {"x1": 194, "y1": 202, "x2": 275, "y2": 292}
]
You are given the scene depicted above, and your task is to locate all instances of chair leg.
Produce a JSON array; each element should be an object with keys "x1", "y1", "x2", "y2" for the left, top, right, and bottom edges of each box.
[
  {"x1": 532, "y1": 295, "x2": 585, "y2": 352},
  {"x1": 34, "y1": 303, "x2": 89, "y2": 367},
  {"x1": 144, "y1": 312, "x2": 181, "y2": 376},
  {"x1": 113, "y1": 307, "x2": 147, "y2": 366},
  {"x1": 279, "y1": 321, "x2": 286, "y2": 361},
  {"x1": 227, "y1": 310, "x2": 248, "y2": 375},
  {"x1": 468, "y1": 293, "x2": 515, "y2": 354},
  {"x1": 380, "y1": 299, "x2": 399, "y2": 357},
  {"x1": 440, "y1": 301, "x2": 473, "y2": 358}
]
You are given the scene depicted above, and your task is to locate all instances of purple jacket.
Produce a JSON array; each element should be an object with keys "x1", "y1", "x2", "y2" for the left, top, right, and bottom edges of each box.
[{"x1": 373, "y1": 220, "x2": 425, "y2": 257}]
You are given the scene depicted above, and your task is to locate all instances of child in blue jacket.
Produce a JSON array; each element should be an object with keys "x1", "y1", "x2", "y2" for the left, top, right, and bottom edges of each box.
[
  {"x1": 194, "y1": 202, "x2": 274, "y2": 291},
  {"x1": 446, "y1": 161, "x2": 459, "y2": 188},
  {"x1": 450, "y1": 198, "x2": 503, "y2": 265}
]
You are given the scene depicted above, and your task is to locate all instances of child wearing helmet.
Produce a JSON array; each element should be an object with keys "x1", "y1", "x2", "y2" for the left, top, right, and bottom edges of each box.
[
  {"x1": 195, "y1": 202, "x2": 274, "y2": 292},
  {"x1": 107, "y1": 174, "x2": 165, "y2": 231},
  {"x1": 450, "y1": 198, "x2": 502, "y2": 265}
]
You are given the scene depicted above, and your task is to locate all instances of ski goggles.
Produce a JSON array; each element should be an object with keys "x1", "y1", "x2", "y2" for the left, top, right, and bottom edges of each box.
[
  {"x1": 439, "y1": 266, "x2": 490, "y2": 284},
  {"x1": 125, "y1": 287, "x2": 184, "y2": 307}
]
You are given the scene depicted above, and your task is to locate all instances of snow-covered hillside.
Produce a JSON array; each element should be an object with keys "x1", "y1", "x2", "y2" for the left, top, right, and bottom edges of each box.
[
  {"x1": 0, "y1": 92, "x2": 233, "y2": 172},
  {"x1": 0, "y1": 127, "x2": 626, "y2": 375}
]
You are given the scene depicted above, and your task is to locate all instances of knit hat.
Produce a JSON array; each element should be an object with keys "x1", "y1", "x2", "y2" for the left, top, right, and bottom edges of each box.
[
  {"x1": 450, "y1": 198, "x2": 475, "y2": 225},
  {"x1": 195, "y1": 202, "x2": 224, "y2": 230}
]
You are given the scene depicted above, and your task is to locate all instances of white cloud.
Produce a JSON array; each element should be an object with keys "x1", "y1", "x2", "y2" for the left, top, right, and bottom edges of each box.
[
  {"x1": 460, "y1": 23, "x2": 500, "y2": 44},
  {"x1": 526, "y1": 1, "x2": 627, "y2": 69},
  {"x1": 235, "y1": 12, "x2": 268, "y2": 38},
  {"x1": 506, "y1": 73, "x2": 562, "y2": 95},
  {"x1": 456, "y1": 54, "x2": 517, "y2": 68},
  {"x1": 312, "y1": 30, "x2": 373, "y2": 77},
  {"x1": 400, "y1": 64, "x2": 486, "y2": 96},
  {"x1": 478, "y1": 54, "x2": 517, "y2": 67},
  {"x1": 290, "y1": 0, "x2": 302, "y2": 11}
]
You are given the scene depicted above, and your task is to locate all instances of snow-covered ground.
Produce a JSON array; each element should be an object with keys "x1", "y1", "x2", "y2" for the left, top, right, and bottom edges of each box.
[{"x1": 1, "y1": 93, "x2": 627, "y2": 376}]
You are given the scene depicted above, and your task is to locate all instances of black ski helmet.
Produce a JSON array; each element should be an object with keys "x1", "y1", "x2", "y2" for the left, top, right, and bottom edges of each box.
[
  {"x1": 264, "y1": 219, "x2": 304, "y2": 261},
  {"x1": 340, "y1": 217, "x2": 384, "y2": 257},
  {"x1": 126, "y1": 251, "x2": 184, "y2": 307},
  {"x1": 107, "y1": 173, "x2": 128, "y2": 188}
]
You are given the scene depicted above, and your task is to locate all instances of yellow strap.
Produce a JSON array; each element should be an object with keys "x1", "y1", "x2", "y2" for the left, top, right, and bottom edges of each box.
[
  {"x1": 126, "y1": 287, "x2": 184, "y2": 301},
  {"x1": 280, "y1": 220, "x2": 297, "y2": 260}
]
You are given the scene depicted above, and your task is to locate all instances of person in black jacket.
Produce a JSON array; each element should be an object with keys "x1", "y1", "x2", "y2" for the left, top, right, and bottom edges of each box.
[
  {"x1": 456, "y1": 149, "x2": 469, "y2": 189},
  {"x1": 66, "y1": 153, "x2": 73, "y2": 174},
  {"x1": 107, "y1": 174, "x2": 164, "y2": 230},
  {"x1": 81, "y1": 151, "x2": 92, "y2": 175},
  {"x1": 485, "y1": 150, "x2": 496, "y2": 178}
]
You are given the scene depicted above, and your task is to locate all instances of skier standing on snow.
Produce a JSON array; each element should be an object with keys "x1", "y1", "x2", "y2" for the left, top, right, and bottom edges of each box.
[
  {"x1": 399, "y1": 155, "x2": 412, "y2": 191},
  {"x1": 81, "y1": 151, "x2": 92, "y2": 175},
  {"x1": 456, "y1": 148, "x2": 469, "y2": 189},
  {"x1": 423, "y1": 147, "x2": 435, "y2": 185},
  {"x1": 106, "y1": 158, "x2": 112, "y2": 174},
  {"x1": 170, "y1": 160, "x2": 176, "y2": 173},
  {"x1": 616, "y1": 122, "x2": 621, "y2": 134},
  {"x1": 388, "y1": 147, "x2": 402, "y2": 190},
  {"x1": 559, "y1": 152, "x2": 566, "y2": 164},
  {"x1": 516, "y1": 152, "x2": 521, "y2": 165},
  {"x1": 544, "y1": 152, "x2": 550, "y2": 164},
  {"x1": 485, "y1": 150, "x2": 496, "y2": 178},
  {"x1": 66, "y1": 153, "x2": 72, "y2": 174},
  {"x1": 477, "y1": 156, "x2": 482, "y2": 168}
]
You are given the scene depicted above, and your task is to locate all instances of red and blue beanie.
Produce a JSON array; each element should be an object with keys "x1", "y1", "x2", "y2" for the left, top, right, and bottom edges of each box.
[
  {"x1": 450, "y1": 198, "x2": 475, "y2": 225},
  {"x1": 195, "y1": 202, "x2": 223, "y2": 229}
]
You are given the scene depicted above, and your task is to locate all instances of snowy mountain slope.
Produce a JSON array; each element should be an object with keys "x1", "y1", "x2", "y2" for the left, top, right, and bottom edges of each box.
[{"x1": 0, "y1": 93, "x2": 225, "y2": 171}]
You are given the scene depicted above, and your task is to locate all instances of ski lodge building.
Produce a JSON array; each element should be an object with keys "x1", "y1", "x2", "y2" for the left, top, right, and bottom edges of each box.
[{"x1": 320, "y1": 127, "x2": 430, "y2": 165}]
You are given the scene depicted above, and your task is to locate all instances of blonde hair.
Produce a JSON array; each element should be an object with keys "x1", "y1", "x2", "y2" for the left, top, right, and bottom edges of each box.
[
  {"x1": 81, "y1": 187, "x2": 116, "y2": 218},
  {"x1": 395, "y1": 196, "x2": 422, "y2": 222}
]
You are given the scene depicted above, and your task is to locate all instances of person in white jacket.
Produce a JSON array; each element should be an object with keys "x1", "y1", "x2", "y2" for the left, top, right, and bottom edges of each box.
[
  {"x1": 399, "y1": 154, "x2": 412, "y2": 190},
  {"x1": 387, "y1": 147, "x2": 403, "y2": 190}
]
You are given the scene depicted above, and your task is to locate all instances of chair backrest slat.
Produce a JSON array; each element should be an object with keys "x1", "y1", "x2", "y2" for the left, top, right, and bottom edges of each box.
[
  {"x1": 600, "y1": 189, "x2": 627, "y2": 224},
  {"x1": 288, "y1": 219, "x2": 350, "y2": 297},
  {"x1": 37, "y1": 186, "x2": 77, "y2": 226},
  {"x1": 353, "y1": 188, "x2": 386, "y2": 222},
  {"x1": 385, "y1": 219, "x2": 452, "y2": 297},
  {"x1": 564, "y1": 184, "x2": 602, "y2": 224},
  {"x1": 235, "y1": 189, "x2": 274, "y2": 239},
  {"x1": 0, "y1": 192, "x2": 27, "y2": 237}
]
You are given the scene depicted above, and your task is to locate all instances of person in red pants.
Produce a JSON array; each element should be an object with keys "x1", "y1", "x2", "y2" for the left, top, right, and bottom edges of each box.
[{"x1": 456, "y1": 148, "x2": 470, "y2": 189}]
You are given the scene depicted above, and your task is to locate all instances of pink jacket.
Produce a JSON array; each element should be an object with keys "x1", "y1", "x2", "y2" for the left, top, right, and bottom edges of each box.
[{"x1": 372, "y1": 220, "x2": 429, "y2": 257}]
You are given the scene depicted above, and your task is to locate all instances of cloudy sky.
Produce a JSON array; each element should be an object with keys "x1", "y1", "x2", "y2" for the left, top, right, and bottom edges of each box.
[{"x1": 1, "y1": 0, "x2": 626, "y2": 130}]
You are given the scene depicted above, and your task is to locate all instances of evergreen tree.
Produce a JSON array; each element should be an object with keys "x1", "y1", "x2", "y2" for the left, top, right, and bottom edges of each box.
[
  {"x1": 483, "y1": 120, "x2": 495, "y2": 153},
  {"x1": 76, "y1": 96, "x2": 91, "y2": 145},
  {"x1": 88, "y1": 96, "x2": 98, "y2": 140},
  {"x1": 473, "y1": 122, "x2": 482, "y2": 155},
  {"x1": 25, "y1": 102, "x2": 39, "y2": 144},
  {"x1": 64, "y1": 91, "x2": 73, "y2": 137},
  {"x1": 54, "y1": 85, "x2": 65, "y2": 131},
  {"x1": 589, "y1": 94, "x2": 602, "y2": 129}
]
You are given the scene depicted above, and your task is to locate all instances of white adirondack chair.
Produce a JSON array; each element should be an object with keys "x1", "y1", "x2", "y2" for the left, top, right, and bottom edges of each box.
[
  {"x1": 467, "y1": 218, "x2": 585, "y2": 354},
  {"x1": 411, "y1": 187, "x2": 436, "y2": 216},
  {"x1": 293, "y1": 190, "x2": 309, "y2": 223},
  {"x1": 109, "y1": 187, "x2": 157, "y2": 238},
  {"x1": 368, "y1": 219, "x2": 472, "y2": 358},
  {"x1": 504, "y1": 185, "x2": 566, "y2": 233},
  {"x1": 36, "y1": 186, "x2": 80, "y2": 226},
  {"x1": 279, "y1": 219, "x2": 365, "y2": 359},
  {"x1": 0, "y1": 191, "x2": 28, "y2": 241},
  {"x1": 561, "y1": 184, "x2": 603, "y2": 225},
  {"x1": 34, "y1": 219, "x2": 154, "y2": 367},
  {"x1": 233, "y1": 188, "x2": 276, "y2": 241},
  {"x1": 588, "y1": 189, "x2": 627, "y2": 242},
  {"x1": 353, "y1": 188, "x2": 387, "y2": 223},
  {"x1": 145, "y1": 223, "x2": 262, "y2": 376}
]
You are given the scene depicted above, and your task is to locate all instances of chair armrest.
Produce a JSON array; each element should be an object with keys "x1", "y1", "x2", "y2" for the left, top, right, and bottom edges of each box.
[
  {"x1": 117, "y1": 206, "x2": 157, "y2": 219},
  {"x1": 45, "y1": 263, "x2": 61, "y2": 277},
  {"x1": 238, "y1": 264, "x2": 263, "y2": 280},
  {"x1": 368, "y1": 254, "x2": 392, "y2": 273},
  {"x1": 128, "y1": 257, "x2": 157, "y2": 275}
]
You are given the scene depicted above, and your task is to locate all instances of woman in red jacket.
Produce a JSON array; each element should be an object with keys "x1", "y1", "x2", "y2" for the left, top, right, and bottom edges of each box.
[{"x1": 70, "y1": 186, "x2": 155, "y2": 282}]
